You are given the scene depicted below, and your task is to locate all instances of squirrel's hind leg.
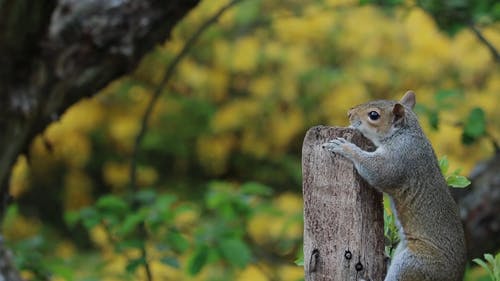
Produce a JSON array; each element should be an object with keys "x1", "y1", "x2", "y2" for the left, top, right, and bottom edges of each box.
[{"x1": 384, "y1": 249, "x2": 433, "y2": 281}]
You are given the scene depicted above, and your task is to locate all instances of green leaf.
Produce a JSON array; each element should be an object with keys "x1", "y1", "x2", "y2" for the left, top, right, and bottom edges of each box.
[
  {"x1": 134, "y1": 189, "x2": 157, "y2": 204},
  {"x1": 428, "y1": 111, "x2": 440, "y2": 130},
  {"x1": 79, "y1": 207, "x2": 100, "y2": 229},
  {"x1": 218, "y1": 238, "x2": 251, "y2": 268},
  {"x1": 485, "y1": 253, "x2": 495, "y2": 265},
  {"x1": 295, "y1": 257, "x2": 304, "y2": 266},
  {"x1": 167, "y1": 231, "x2": 189, "y2": 253},
  {"x1": 156, "y1": 194, "x2": 177, "y2": 211},
  {"x1": 495, "y1": 253, "x2": 500, "y2": 280},
  {"x1": 160, "y1": 256, "x2": 180, "y2": 268},
  {"x1": 116, "y1": 239, "x2": 144, "y2": 252},
  {"x1": 434, "y1": 89, "x2": 460, "y2": 109},
  {"x1": 187, "y1": 245, "x2": 209, "y2": 276},
  {"x1": 126, "y1": 257, "x2": 146, "y2": 273},
  {"x1": 473, "y1": 257, "x2": 494, "y2": 280},
  {"x1": 119, "y1": 212, "x2": 145, "y2": 235},
  {"x1": 439, "y1": 156, "x2": 449, "y2": 174},
  {"x1": 462, "y1": 107, "x2": 486, "y2": 144},
  {"x1": 446, "y1": 175, "x2": 471, "y2": 188},
  {"x1": 64, "y1": 211, "x2": 81, "y2": 227},
  {"x1": 96, "y1": 195, "x2": 128, "y2": 214},
  {"x1": 240, "y1": 182, "x2": 273, "y2": 196},
  {"x1": 235, "y1": 0, "x2": 261, "y2": 26}
]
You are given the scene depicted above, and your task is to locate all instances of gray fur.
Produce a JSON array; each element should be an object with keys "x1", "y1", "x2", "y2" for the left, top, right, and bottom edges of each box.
[{"x1": 323, "y1": 92, "x2": 466, "y2": 281}]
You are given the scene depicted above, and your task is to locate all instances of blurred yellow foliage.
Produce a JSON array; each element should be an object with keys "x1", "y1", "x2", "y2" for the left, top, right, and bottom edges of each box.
[
  {"x1": 103, "y1": 161, "x2": 130, "y2": 191},
  {"x1": 62, "y1": 98, "x2": 104, "y2": 131},
  {"x1": 277, "y1": 265, "x2": 304, "y2": 281},
  {"x1": 8, "y1": 0, "x2": 500, "y2": 279},
  {"x1": 9, "y1": 156, "x2": 29, "y2": 198},
  {"x1": 236, "y1": 265, "x2": 269, "y2": 281},
  {"x1": 232, "y1": 37, "x2": 260, "y2": 73},
  {"x1": 103, "y1": 162, "x2": 158, "y2": 190},
  {"x1": 3, "y1": 214, "x2": 41, "y2": 241},
  {"x1": 248, "y1": 193, "x2": 303, "y2": 245},
  {"x1": 250, "y1": 76, "x2": 275, "y2": 98},
  {"x1": 108, "y1": 115, "x2": 140, "y2": 152},
  {"x1": 197, "y1": 134, "x2": 236, "y2": 175},
  {"x1": 275, "y1": 192, "x2": 303, "y2": 215},
  {"x1": 64, "y1": 169, "x2": 93, "y2": 210},
  {"x1": 211, "y1": 99, "x2": 260, "y2": 132},
  {"x1": 55, "y1": 240, "x2": 77, "y2": 259},
  {"x1": 45, "y1": 127, "x2": 91, "y2": 167}
]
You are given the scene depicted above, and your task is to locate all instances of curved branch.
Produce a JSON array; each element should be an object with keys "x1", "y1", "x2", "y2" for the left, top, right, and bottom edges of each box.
[
  {"x1": 128, "y1": 1, "x2": 242, "y2": 280},
  {"x1": 469, "y1": 22, "x2": 500, "y2": 64},
  {"x1": 129, "y1": 0, "x2": 242, "y2": 192}
]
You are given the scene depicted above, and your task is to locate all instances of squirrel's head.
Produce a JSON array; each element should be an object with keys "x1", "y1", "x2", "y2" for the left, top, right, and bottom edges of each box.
[{"x1": 348, "y1": 91, "x2": 416, "y2": 146}]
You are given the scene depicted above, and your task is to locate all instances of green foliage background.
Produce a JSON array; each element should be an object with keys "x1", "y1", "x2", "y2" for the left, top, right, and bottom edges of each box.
[{"x1": 3, "y1": 0, "x2": 500, "y2": 280}]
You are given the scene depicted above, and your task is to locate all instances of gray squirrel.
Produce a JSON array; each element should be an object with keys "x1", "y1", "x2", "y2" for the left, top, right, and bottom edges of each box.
[{"x1": 323, "y1": 91, "x2": 466, "y2": 281}]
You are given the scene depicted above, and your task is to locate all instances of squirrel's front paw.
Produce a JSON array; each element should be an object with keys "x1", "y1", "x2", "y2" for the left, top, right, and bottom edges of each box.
[{"x1": 322, "y1": 137, "x2": 350, "y2": 154}]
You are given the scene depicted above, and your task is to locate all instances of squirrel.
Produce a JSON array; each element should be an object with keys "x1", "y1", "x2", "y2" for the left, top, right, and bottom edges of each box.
[{"x1": 322, "y1": 91, "x2": 466, "y2": 281}]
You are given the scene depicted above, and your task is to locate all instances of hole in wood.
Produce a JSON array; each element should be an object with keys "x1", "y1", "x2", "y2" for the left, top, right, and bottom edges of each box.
[
  {"x1": 344, "y1": 250, "x2": 352, "y2": 260},
  {"x1": 309, "y1": 249, "x2": 320, "y2": 273}
]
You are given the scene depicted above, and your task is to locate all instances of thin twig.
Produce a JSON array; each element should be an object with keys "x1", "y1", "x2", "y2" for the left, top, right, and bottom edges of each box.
[
  {"x1": 128, "y1": 1, "x2": 243, "y2": 280},
  {"x1": 130, "y1": 0, "x2": 242, "y2": 193},
  {"x1": 469, "y1": 22, "x2": 500, "y2": 64}
]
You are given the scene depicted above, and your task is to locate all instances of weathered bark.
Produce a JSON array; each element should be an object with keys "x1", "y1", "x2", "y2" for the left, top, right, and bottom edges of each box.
[
  {"x1": 0, "y1": 0, "x2": 199, "y2": 279},
  {"x1": 452, "y1": 150, "x2": 500, "y2": 259},
  {"x1": 302, "y1": 126, "x2": 385, "y2": 281},
  {"x1": 0, "y1": 0, "x2": 199, "y2": 212}
]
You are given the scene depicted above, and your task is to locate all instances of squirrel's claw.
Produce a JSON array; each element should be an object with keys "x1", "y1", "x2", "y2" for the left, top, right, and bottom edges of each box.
[{"x1": 322, "y1": 137, "x2": 349, "y2": 153}]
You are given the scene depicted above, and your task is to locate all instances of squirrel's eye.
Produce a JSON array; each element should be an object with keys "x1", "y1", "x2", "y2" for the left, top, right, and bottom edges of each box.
[{"x1": 368, "y1": 111, "x2": 380, "y2": 121}]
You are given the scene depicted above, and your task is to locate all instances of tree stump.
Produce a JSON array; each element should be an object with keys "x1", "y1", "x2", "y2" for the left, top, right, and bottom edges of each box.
[{"x1": 302, "y1": 126, "x2": 385, "y2": 281}]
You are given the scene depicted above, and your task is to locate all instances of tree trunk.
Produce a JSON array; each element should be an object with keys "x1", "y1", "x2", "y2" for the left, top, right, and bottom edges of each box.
[
  {"x1": 0, "y1": 1, "x2": 199, "y2": 279},
  {"x1": 302, "y1": 126, "x2": 385, "y2": 281},
  {"x1": 0, "y1": 0, "x2": 200, "y2": 212},
  {"x1": 452, "y1": 150, "x2": 500, "y2": 259}
]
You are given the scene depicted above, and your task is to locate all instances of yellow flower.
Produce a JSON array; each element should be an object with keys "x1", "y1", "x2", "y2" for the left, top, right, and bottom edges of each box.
[
  {"x1": 248, "y1": 213, "x2": 275, "y2": 244},
  {"x1": 60, "y1": 98, "x2": 104, "y2": 133},
  {"x1": 137, "y1": 166, "x2": 159, "y2": 187},
  {"x1": 3, "y1": 214, "x2": 41, "y2": 241},
  {"x1": 277, "y1": 265, "x2": 304, "y2": 281},
  {"x1": 179, "y1": 59, "x2": 208, "y2": 89},
  {"x1": 214, "y1": 40, "x2": 231, "y2": 68},
  {"x1": 174, "y1": 207, "x2": 199, "y2": 229},
  {"x1": 236, "y1": 265, "x2": 269, "y2": 281},
  {"x1": 90, "y1": 225, "x2": 111, "y2": 250},
  {"x1": 275, "y1": 193, "x2": 302, "y2": 215},
  {"x1": 103, "y1": 161, "x2": 130, "y2": 191},
  {"x1": 402, "y1": 9, "x2": 452, "y2": 78},
  {"x1": 207, "y1": 68, "x2": 229, "y2": 102},
  {"x1": 232, "y1": 37, "x2": 260, "y2": 73},
  {"x1": 450, "y1": 29, "x2": 491, "y2": 86},
  {"x1": 9, "y1": 155, "x2": 30, "y2": 198},
  {"x1": 321, "y1": 81, "x2": 369, "y2": 125},
  {"x1": 55, "y1": 240, "x2": 76, "y2": 259},
  {"x1": 268, "y1": 107, "x2": 304, "y2": 152},
  {"x1": 45, "y1": 129, "x2": 91, "y2": 167},
  {"x1": 108, "y1": 116, "x2": 139, "y2": 152},
  {"x1": 64, "y1": 169, "x2": 94, "y2": 210},
  {"x1": 250, "y1": 76, "x2": 275, "y2": 98},
  {"x1": 241, "y1": 129, "x2": 270, "y2": 158},
  {"x1": 197, "y1": 134, "x2": 235, "y2": 175},
  {"x1": 211, "y1": 99, "x2": 260, "y2": 132}
]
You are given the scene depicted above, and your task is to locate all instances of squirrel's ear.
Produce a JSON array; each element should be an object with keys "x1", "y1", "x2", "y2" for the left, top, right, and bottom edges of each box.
[
  {"x1": 393, "y1": 103, "x2": 405, "y2": 122},
  {"x1": 400, "y1": 90, "x2": 416, "y2": 109}
]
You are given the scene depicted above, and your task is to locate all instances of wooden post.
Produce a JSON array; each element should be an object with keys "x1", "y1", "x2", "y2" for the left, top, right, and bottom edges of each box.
[{"x1": 302, "y1": 126, "x2": 385, "y2": 281}]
